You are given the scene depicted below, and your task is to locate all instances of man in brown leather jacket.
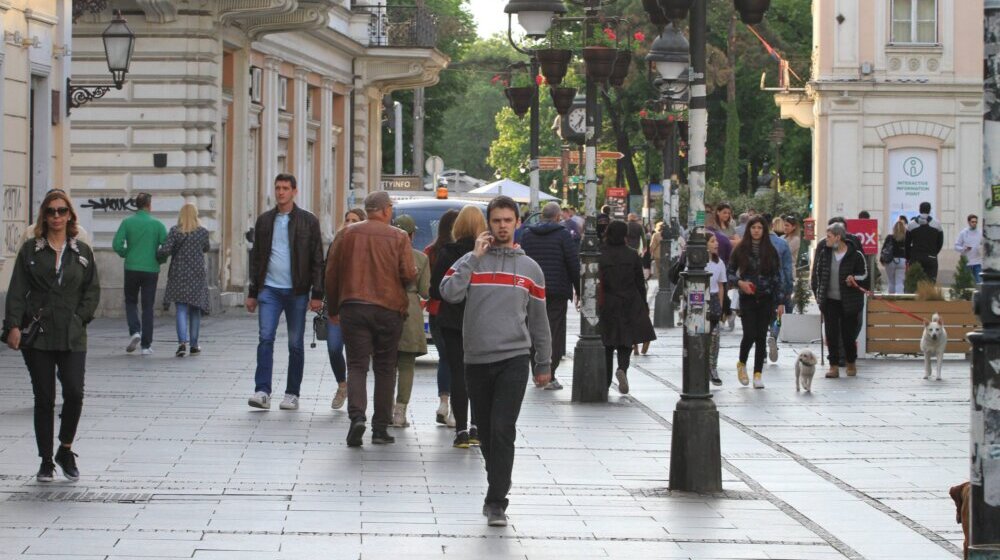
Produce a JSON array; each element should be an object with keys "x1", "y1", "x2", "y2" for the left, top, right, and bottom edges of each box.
[{"x1": 326, "y1": 191, "x2": 416, "y2": 446}]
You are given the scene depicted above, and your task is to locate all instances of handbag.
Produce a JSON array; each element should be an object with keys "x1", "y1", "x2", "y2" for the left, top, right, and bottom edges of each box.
[
  {"x1": 19, "y1": 314, "x2": 43, "y2": 348},
  {"x1": 313, "y1": 312, "x2": 328, "y2": 342},
  {"x1": 879, "y1": 237, "x2": 894, "y2": 265}
]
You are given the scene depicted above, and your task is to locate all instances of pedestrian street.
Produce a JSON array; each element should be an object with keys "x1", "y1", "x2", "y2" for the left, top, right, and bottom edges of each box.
[{"x1": 0, "y1": 308, "x2": 970, "y2": 559}]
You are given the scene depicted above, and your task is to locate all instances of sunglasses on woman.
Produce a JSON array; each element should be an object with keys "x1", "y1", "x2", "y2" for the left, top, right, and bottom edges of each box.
[{"x1": 45, "y1": 206, "x2": 70, "y2": 217}]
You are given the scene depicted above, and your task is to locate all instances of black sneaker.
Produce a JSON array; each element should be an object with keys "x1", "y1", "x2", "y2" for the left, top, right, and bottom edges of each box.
[
  {"x1": 346, "y1": 419, "x2": 366, "y2": 447},
  {"x1": 453, "y1": 431, "x2": 470, "y2": 448},
  {"x1": 485, "y1": 503, "x2": 507, "y2": 527},
  {"x1": 189, "y1": 346, "x2": 201, "y2": 355},
  {"x1": 710, "y1": 369, "x2": 723, "y2": 386},
  {"x1": 54, "y1": 447, "x2": 79, "y2": 481},
  {"x1": 468, "y1": 426, "x2": 480, "y2": 446},
  {"x1": 371, "y1": 428, "x2": 395, "y2": 445},
  {"x1": 36, "y1": 461, "x2": 55, "y2": 482},
  {"x1": 175, "y1": 344, "x2": 187, "y2": 357}
]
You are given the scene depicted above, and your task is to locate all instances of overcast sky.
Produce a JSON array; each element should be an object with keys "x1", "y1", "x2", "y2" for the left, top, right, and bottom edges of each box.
[{"x1": 467, "y1": 0, "x2": 510, "y2": 38}]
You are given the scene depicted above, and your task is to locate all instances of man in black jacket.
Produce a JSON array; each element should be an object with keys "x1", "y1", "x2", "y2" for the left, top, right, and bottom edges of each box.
[
  {"x1": 519, "y1": 202, "x2": 581, "y2": 390},
  {"x1": 905, "y1": 201, "x2": 945, "y2": 282},
  {"x1": 245, "y1": 173, "x2": 324, "y2": 411}
]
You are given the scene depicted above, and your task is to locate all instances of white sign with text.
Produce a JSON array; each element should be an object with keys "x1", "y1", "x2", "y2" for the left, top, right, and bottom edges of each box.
[{"x1": 888, "y1": 148, "x2": 937, "y2": 224}]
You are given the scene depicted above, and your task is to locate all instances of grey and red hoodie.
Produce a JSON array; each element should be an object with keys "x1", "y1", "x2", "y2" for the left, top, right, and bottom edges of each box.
[{"x1": 439, "y1": 245, "x2": 552, "y2": 373}]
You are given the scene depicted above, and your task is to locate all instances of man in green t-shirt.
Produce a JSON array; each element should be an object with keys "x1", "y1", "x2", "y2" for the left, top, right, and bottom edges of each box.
[{"x1": 112, "y1": 193, "x2": 167, "y2": 355}]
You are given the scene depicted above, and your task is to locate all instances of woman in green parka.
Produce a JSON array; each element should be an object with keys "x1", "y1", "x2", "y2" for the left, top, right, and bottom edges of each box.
[{"x1": 4, "y1": 190, "x2": 100, "y2": 482}]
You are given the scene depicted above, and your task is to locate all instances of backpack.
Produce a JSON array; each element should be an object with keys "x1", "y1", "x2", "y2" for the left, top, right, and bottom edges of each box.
[{"x1": 879, "y1": 237, "x2": 894, "y2": 265}]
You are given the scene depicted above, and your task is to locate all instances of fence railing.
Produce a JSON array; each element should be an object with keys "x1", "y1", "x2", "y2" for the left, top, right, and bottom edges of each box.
[{"x1": 352, "y1": 3, "x2": 438, "y2": 48}]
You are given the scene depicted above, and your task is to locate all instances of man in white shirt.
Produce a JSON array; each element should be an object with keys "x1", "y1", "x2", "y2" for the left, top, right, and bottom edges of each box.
[{"x1": 954, "y1": 214, "x2": 982, "y2": 284}]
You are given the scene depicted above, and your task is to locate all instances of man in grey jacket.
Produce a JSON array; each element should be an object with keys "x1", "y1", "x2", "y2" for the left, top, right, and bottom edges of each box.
[{"x1": 439, "y1": 195, "x2": 552, "y2": 527}]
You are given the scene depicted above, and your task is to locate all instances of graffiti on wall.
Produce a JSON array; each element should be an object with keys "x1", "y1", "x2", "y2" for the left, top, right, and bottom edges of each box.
[
  {"x1": 79, "y1": 197, "x2": 138, "y2": 212},
  {"x1": 3, "y1": 187, "x2": 25, "y2": 254}
]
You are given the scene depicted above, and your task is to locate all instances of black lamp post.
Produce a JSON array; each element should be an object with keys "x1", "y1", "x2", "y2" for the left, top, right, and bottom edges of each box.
[
  {"x1": 643, "y1": 0, "x2": 771, "y2": 494},
  {"x1": 646, "y1": 23, "x2": 688, "y2": 329},
  {"x1": 67, "y1": 10, "x2": 135, "y2": 115},
  {"x1": 505, "y1": 0, "x2": 628, "y2": 403},
  {"x1": 971, "y1": 3, "x2": 1000, "y2": 557}
]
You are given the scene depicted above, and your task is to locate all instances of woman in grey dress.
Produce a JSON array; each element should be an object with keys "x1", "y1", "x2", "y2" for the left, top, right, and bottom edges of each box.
[{"x1": 157, "y1": 203, "x2": 210, "y2": 357}]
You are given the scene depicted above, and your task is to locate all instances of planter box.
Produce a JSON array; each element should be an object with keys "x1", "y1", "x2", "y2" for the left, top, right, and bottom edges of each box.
[
  {"x1": 866, "y1": 297, "x2": 978, "y2": 355},
  {"x1": 780, "y1": 313, "x2": 822, "y2": 343}
]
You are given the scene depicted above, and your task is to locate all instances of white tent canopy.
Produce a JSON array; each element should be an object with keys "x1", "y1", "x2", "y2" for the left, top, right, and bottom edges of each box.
[{"x1": 467, "y1": 179, "x2": 560, "y2": 203}]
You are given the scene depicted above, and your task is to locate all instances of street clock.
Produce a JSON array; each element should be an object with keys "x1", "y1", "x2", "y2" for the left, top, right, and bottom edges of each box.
[{"x1": 559, "y1": 95, "x2": 600, "y2": 146}]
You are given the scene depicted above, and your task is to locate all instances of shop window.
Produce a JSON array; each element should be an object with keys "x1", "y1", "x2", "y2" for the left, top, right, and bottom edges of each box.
[{"x1": 891, "y1": 0, "x2": 937, "y2": 44}]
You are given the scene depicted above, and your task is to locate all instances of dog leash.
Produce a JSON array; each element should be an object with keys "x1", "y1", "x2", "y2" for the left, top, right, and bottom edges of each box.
[{"x1": 855, "y1": 286, "x2": 928, "y2": 325}]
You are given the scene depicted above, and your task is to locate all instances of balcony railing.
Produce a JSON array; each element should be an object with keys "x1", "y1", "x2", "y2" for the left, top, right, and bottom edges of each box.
[{"x1": 353, "y1": 3, "x2": 438, "y2": 48}]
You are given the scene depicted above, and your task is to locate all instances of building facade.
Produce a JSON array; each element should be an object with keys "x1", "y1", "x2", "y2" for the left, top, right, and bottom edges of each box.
[
  {"x1": 0, "y1": 0, "x2": 73, "y2": 316},
  {"x1": 777, "y1": 0, "x2": 983, "y2": 280},
  {"x1": 0, "y1": 0, "x2": 446, "y2": 315}
]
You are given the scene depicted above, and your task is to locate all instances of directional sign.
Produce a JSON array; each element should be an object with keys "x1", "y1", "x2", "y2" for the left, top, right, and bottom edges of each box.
[{"x1": 538, "y1": 157, "x2": 562, "y2": 171}]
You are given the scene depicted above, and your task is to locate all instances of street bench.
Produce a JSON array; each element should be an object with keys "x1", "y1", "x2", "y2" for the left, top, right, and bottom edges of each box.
[{"x1": 866, "y1": 297, "x2": 978, "y2": 355}]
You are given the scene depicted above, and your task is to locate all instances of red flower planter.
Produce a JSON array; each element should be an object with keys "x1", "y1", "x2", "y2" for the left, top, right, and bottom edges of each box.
[
  {"x1": 582, "y1": 46, "x2": 618, "y2": 82},
  {"x1": 536, "y1": 49, "x2": 572, "y2": 86},
  {"x1": 608, "y1": 50, "x2": 632, "y2": 87},
  {"x1": 550, "y1": 86, "x2": 577, "y2": 116},
  {"x1": 504, "y1": 87, "x2": 535, "y2": 118}
]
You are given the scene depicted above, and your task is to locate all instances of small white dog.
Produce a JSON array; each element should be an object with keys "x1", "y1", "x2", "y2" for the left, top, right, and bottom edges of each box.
[
  {"x1": 795, "y1": 350, "x2": 818, "y2": 392},
  {"x1": 920, "y1": 313, "x2": 948, "y2": 380}
]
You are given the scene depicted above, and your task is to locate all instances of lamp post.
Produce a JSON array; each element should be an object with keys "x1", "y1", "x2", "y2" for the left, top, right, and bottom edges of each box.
[
  {"x1": 505, "y1": 0, "x2": 628, "y2": 403},
  {"x1": 645, "y1": 0, "x2": 771, "y2": 494},
  {"x1": 646, "y1": 23, "x2": 689, "y2": 329},
  {"x1": 67, "y1": 10, "x2": 135, "y2": 115},
  {"x1": 970, "y1": 2, "x2": 1000, "y2": 556}
]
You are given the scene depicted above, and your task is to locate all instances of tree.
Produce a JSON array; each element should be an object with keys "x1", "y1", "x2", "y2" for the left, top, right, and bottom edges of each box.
[{"x1": 950, "y1": 255, "x2": 976, "y2": 301}]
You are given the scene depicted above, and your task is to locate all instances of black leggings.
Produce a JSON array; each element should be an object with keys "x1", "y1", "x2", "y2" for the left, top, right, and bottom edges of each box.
[
  {"x1": 739, "y1": 296, "x2": 773, "y2": 374},
  {"x1": 23, "y1": 349, "x2": 86, "y2": 459},
  {"x1": 441, "y1": 328, "x2": 477, "y2": 433},
  {"x1": 604, "y1": 346, "x2": 632, "y2": 387}
]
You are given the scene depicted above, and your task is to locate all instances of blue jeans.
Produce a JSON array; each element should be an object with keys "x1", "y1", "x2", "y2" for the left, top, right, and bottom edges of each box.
[
  {"x1": 254, "y1": 286, "x2": 308, "y2": 396},
  {"x1": 326, "y1": 319, "x2": 346, "y2": 384},
  {"x1": 175, "y1": 303, "x2": 202, "y2": 347},
  {"x1": 429, "y1": 315, "x2": 450, "y2": 396},
  {"x1": 970, "y1": 264, "x2": 982, "y2": 284}
]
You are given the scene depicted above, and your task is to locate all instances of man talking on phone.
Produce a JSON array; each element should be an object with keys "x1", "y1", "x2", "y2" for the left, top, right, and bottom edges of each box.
[{"x1": 439, "y1": 195, "x2": 552, "y2": 527}]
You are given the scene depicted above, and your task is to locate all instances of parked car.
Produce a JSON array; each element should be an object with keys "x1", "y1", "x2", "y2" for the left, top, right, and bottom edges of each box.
[{"x1": 392, "y1": 198, "x2": 488, "y2": 344}]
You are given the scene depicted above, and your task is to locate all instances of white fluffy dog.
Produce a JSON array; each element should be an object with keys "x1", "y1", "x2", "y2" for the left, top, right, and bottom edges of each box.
[
  {"x1": 795, "y1": 350, "x2": 818, "y2": 392},
  {"x1": 920, "y1": 313, "x2": 948, "y2": 380}
]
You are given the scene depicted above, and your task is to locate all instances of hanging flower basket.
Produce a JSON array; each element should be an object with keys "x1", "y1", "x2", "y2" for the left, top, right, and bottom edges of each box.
[
  {"x1": 536, "y1": 49, "x2": 573, "y2": 86},
  {"x1": 640, "y1": 118, "x2": 660, "y2": 144},
  {"x1": 608, "y1": 50, "x2": 632, "y2": 87},
  {"x1": 582, "y1": 46, "x2": 618, "y2": 82},
  {"x1": 550, "y1": 86, "x2": 577, "y2": 116},
  {"x1": 654, "y1": 119, "x2": 675, "y2": 144},
  {"x1": 504, "y1": 86, "x2": 535, "y2": 118}
]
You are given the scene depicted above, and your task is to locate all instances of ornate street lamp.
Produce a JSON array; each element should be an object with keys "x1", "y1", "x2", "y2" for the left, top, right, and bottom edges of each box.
[
  {"x1": 67, "y1": 10, "x2": 136, "y2": 115},
  {"x1": 734, "y1": 0, "x2": 772, "y2": 24},
  {"x1": 504, "y1": 0, "x2": 567, "y2": 38},
  {"x1": 646, "y1": 23, "x2": 690, "y2": 101},
  {"x1": 656, "y1": 0, "x2": 695, "y2": 21}
]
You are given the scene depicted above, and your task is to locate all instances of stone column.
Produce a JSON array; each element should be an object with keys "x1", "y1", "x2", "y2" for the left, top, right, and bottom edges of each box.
[
  {"x1": 320, "y1": 77, "x2": 336, "y2": 241},
  {"x1": 261, "y1": 56, "x2": 282, "y2": 208},
  {"x1": 292, "y1": 66, "x2": 309, "y2": 211}
]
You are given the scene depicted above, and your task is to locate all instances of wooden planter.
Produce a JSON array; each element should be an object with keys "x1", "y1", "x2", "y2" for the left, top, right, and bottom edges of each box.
[{"x1": 866, "y1": 297, "x2": 978, "y2": 355}]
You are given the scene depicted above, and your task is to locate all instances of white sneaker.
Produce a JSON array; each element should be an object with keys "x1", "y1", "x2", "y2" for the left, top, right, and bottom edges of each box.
[
  {"x1": 767, "y1": 336, "x2": 778, "y2": 363},
  {"x1": 435, "y1": 400, "x2": 449, "y2": 424},
  {"x1": 248, "y1": 391, "x2": 271, "y2": 409},
  {"x1": 616, "y1": 368, "x2": 629, "y2": 394},
  {"x1": 446, "y1": 410, "x2": 456, "y2": 428},
  {"x1": 140, "y1": 347, "x2": 154, "y2": 356},
  {"x1": 279, "y1": 394, "x2": 299, "y2": 410},
  {"x1": 126, "y1": 334, "x2": 141, "y2": 353}
]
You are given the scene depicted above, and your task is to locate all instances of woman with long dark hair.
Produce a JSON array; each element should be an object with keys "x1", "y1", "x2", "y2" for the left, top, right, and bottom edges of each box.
[
  {"x1": 327, "y1": 208, "x2": 366, "y2": 410},
  {"x1": 598, "y1": 221, "x2": 656, "y2": 394},
  {"x1": 424, "y1": 208, "x2": 459, "y2": 426},
  {"x1": 727, "y1": 216, "x2": 784, "y2": 389},
  {"x1": 430, "y1": 205, "x2": 487, "y2": 448},
  {"x1": 5, "y1": 190, "x2": 100, "y2": 481}
]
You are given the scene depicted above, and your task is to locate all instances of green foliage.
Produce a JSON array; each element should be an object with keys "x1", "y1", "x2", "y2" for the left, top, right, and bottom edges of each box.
[
  {"x1": 381, "y1": 0, "x2": 477, "y2": 174},
  {"x1": 704, "y1": 180, "x2": 810, "y2": 220},
  {"x1": 793, "y1": 273, "x2": 811, "y2": 314},
  {"x1": 904, "y1": 261, "x2": 930, "y2": 294},
  {"x1": 721, "y1": 100, "x2": 741, "y2": 193},
  {"x1": 950, "y1": 255, "x2": 976, "y2": 301}
]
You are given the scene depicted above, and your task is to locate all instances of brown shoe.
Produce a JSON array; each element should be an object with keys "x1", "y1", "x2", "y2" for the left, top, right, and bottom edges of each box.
[
  {"x1": 846, "y1": 363, "x2": 857, "y2": 376},
  {"x1": 825, "y1": 365, "x2": 840, "y2": 378}
]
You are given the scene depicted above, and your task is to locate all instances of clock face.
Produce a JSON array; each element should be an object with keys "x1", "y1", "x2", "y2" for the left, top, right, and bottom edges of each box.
[{"x1": 568, "y1": 108, "x2": 586, "y2": 133}]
